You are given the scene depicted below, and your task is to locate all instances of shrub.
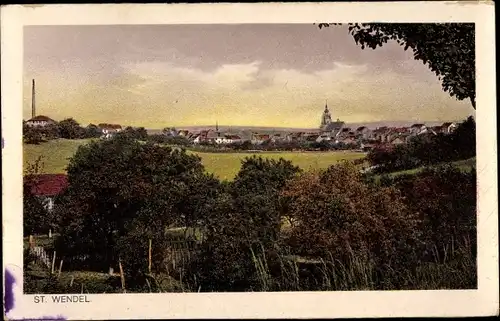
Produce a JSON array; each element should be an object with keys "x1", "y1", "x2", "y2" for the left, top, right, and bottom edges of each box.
[
  {"x1": 281, "y1": 161, "x2": 422, "y2": 277},
  {"x1": 390, "y1": 165, "x2": 477, "y2": 263}
]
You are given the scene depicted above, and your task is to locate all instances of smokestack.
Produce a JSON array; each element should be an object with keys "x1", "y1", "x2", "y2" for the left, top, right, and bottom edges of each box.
[{"x1": 31, "y1": 79, "x2": 36, "y2": 118}]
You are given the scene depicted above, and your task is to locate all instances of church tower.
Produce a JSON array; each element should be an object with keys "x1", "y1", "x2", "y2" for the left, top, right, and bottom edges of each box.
[{"x1": 320, "y1": 100, "x2": 332, "y2": 130}]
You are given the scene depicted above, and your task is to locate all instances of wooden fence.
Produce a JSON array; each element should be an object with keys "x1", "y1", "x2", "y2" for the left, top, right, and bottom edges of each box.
[
  {"x1": 29, "y1": 245, "x2": 52, "y2": 269},
  {"x1": 27, "y1": 234, "x2": 200, "y2": 277}
]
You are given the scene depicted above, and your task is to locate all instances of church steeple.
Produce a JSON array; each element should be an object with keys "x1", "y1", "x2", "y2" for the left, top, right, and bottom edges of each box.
[{"x1": 320, "y1": 100, "x2": 332, "y2": 129}]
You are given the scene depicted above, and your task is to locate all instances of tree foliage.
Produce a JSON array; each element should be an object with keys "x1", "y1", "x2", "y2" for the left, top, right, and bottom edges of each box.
[
  {"x1": 58, "y1": 118, "x2": 85, "y2": 139},
  {"x1": 54, "y1": 135, "x2": 219, "y2": 280},
  {"x1": 189, "y1": 156, "x2": 301, "y2": 291},
  {"x1": 23, "y1": 124, "x2": 44, "y2": 145},
  {"x1": 381, "y1": 165, "x2": 477, "y2": 263},
  {"x1": 281, "y1": 161, "x2": 421, "y2": 269},
  {"x1": 120, "y1": 126, "x2": 149, "y2": 141},
  {"x1": 318, "y1": 23, "x2": 475, "y2": 108},
  {"x1": 85, "y1": 124, "x2": 102, "y2": 138}
]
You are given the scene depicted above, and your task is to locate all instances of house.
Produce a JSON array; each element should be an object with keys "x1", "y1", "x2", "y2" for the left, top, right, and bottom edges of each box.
[
  {"x1": 251, "y1": 134, "x2": 270, "y2": 145},
  {"x1": 371, "y1": 126, "x2": 390, "y2": 142},
  {"x1": 270, "y1": 133, "x2": 285, "y2": 143},
  {"x1": 214, "y1": 136, "x2": 230, "y2": 144},
  {"x1": 98, "y1": 123, "x2": 122, "y2": 139},
  {"x1": 285, "y1": 132, "x2": 304, "y2": 142},
  {"x1": 441, "y1": 122, "x2": 457, "y2": 134},
  {"x1": 163, "y1": 128, "x2": 179, "y2": 137},
  {"x1": 305, "y1": 134, "x2": 320, "y2": 142},
  {"x1": 355, "y1": 126, "x2": 372, "y2": 140},
  {"x1": 193, "y1": 130, "x2": 209, "y2": 143},
  {"x1": 206, "y1": 129, "x2": 219, "y2": 142},
  {"x1": 385, "y1": 127, "x2": 410, "y2": 143},
  {"x1": 429, "y1": 126, "x2": 443, "y2": 135},
  {"x1": 25, "y1": 115, "x2": 56, "y2": 127},
  {"x1": 390, "y1": 137, "x2": 406, "y2": 145},
  {"x1": 336, "y1": 128, "x2": 353, "y2": 140},
  {"x1": 316, "y1": 134, "x2": 331, "y2": 143},
  {"x1": 192, "y1": 134, "x2": 201, "y2": 144},
  {"x1": 192, "y1": 129, "x2": 218, "y2": 144},
  {"x1": 25, "y1": 174, "x2": 68, "y2": 212},
  {"x1": 340, "y1": 136, "x2": 357, "y2": 145},
  {"x1": 215, "y1": 134, "x2": 242, "y2": 145},
  {"x1": 410, "y1": 123, "x2": 427, "y2": 135}
]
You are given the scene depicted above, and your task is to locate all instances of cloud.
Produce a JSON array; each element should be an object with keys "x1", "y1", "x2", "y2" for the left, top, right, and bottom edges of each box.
[{"x1": 24, "y1": 58, "x2": 473, "y2": 128}]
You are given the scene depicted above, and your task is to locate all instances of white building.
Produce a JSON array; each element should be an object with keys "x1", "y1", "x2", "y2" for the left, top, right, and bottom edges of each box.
[{"x1": 25, "y1": 115, "x2": 56, "y2": 127}]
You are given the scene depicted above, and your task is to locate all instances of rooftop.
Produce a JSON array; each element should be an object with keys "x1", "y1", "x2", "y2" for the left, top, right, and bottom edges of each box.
[{"x1": 27, "y1": 115, "x2": 55, "y2": 122}]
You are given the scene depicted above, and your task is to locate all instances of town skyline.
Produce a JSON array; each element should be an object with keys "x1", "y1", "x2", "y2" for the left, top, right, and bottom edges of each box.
[{"x1": 24, "y1": 24, "x2": 474, "y2": 128}]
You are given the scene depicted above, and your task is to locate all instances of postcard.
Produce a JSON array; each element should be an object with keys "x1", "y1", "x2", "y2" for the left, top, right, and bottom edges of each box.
[{"x1": 2, "y1": 2, "x2": 498, "y2": 319}]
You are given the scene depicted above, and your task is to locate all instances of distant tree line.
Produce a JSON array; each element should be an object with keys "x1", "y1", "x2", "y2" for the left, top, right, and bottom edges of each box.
[
  {"x1": 367, "y1": 116, "x2": 476, "y2": 173},
  {"x1": 23, "y1": 118, "x2": 102, "y2": 144}
]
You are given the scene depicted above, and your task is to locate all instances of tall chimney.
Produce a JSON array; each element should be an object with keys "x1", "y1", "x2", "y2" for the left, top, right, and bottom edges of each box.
[{"x1": 31, "y1": 79, "x2": 36, "y2": 118}]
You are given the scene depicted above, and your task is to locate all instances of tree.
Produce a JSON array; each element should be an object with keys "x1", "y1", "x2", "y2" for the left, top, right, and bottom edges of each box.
[
  {"x1": 54, "y1": 135, "x2": 219, "y2": 280},
  {"x1": 281, "y1": 162, "x2": 421, "y2": 272},
  {"x1": 85, "y1": 123, "x2": 102, "y2": 138},
  {"x1": 189, "y1": 156, "x2": 301, "y2": 291},
  {"x1": 58, "y1": 118, "x2": 85, "y2": 139},
  {"x1": 318, "y1": 23, "x2": 475, "y2": 109},
  {"x1": 23, "y1": 124, "x2": 44, "y2": 145},
  {"x1": 388, "y1": 165, "x2": 477, "y2": 264},
  {"x1": 451, "y1": 116, "x2": 476, "y2": 159},
  {"x1": 120, "y1": 126, "x2": 149, "y2": 141}
]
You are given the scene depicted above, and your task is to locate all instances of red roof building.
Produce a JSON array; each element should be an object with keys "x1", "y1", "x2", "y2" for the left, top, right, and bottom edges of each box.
[{"x1": 25, "y1": 174, "x2": 69, "y2": 197}]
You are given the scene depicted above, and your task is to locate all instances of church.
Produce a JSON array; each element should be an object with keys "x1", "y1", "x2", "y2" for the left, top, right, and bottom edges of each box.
[{"x1": 319, "y1": 101, "x2": 345, "y2": 136}]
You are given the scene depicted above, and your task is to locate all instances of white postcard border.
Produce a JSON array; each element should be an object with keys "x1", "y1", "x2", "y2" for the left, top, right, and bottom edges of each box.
[{"x1": 2, "y1": 2, "x2": 498, "y2": 319}]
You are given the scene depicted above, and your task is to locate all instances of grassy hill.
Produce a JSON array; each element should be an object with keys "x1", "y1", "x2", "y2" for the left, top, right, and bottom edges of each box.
[
  {"x1": 380, "y1": 157, "x2": 476, "y2": 180},
  {"x1": 23, "y1": 139, "x2": 366, "y2": 180},
  {"x1": 23, "y1": 139, "x2": 96, "y2": 174}
]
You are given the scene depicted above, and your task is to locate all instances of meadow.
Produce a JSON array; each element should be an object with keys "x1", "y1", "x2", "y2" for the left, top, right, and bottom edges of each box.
[{"x1": 23, "y1": 139, "x2": 367, "y2": 180}]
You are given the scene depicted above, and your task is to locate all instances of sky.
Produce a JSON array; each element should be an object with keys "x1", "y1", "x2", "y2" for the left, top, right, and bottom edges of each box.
[{"x1": 23, "y1": 24, "x2": 474, "y2": 129}]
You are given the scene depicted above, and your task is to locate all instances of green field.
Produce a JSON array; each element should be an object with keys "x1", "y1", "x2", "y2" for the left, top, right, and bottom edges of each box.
[
  {"x1": 23, "y1": 139, "x2": 367, "y2": 180},
  {"x1": 23, "y1": 139, "x2": 97, "y2": 174},
  {"x1": 387, "y1": 156, "x2": 476, "y2": 178}
]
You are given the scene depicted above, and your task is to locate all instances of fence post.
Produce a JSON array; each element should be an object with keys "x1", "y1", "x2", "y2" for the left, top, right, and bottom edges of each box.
[
  {"x1": 29, "y1": 235, "x2": 34, "y2": 249},
  {"x1": 119, "y1": 258, "x2": 126, "y2": 293},
  {"x1": 148, "y1": 239, "x2": 152, "y2": 274},
  {"x1": 58, "y1": 259, "x2": 64, "y2": 278},
  {"x1": 51, "y1": 251, "x2": 56, "y2": 274}
]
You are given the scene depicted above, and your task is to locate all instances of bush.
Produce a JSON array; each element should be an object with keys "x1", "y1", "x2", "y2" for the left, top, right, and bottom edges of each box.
[
  {"x1": 281, "y1": 161, "x2": 422, "y2": 276},
  {"x1": 390, "y1": 165, "x2": 477, "y2": 263}
]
